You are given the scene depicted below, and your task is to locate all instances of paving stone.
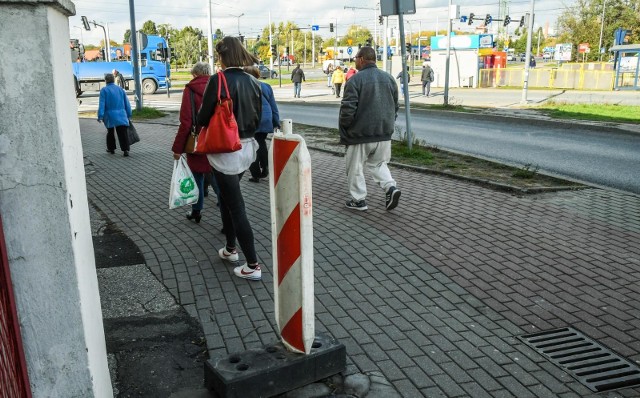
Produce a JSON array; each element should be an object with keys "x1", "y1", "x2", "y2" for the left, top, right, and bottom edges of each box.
[{"x1": 80, "y1": 119, "x2": 640, "y2": 397}]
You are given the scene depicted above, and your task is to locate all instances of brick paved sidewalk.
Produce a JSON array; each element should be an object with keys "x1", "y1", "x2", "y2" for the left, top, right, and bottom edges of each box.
[{"x1": 81, "y1": 118, "x2": 640, "y2": 397}]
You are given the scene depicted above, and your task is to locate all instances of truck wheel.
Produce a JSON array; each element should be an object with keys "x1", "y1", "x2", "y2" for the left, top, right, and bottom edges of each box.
[
  {"x1": 142, "y1": 78, "x2": 157, "y2": 95},
  {"x1": 74, "y1": 77, "x2": 82, "y2": 97}
]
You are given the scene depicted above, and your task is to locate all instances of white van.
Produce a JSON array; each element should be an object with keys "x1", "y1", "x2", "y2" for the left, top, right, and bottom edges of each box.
[{"x1": 322, "y1": 59, "x2": 344, "y2": 73}]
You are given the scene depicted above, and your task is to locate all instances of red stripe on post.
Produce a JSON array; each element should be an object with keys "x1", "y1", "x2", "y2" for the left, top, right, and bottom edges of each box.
[
  {"x1": 273, "y1": 139, "x2": 299, "y2": 187},
  {"x1": 277, "y1": 203, "x2": 301, "y2": 285},
  {"x1": 280, "y1": 307, "x2": 304, "y2": 353}
]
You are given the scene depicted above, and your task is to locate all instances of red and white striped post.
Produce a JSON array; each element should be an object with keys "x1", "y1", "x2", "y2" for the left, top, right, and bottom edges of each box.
[{"x1": 269, "y1": 119, "x2": 314, "y2": 354}]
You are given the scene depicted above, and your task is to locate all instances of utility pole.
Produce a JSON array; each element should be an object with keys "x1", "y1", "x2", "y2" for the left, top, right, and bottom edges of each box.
[
  {"x1": 128, "y1": 0, "x2": 142, "y2": 110},
  {"x1": 521, "y1": 0, "x2": 535, "y2": 104},
  {"x1": 444, "y1": 0, "x2": 453, "y2": 106},
  {"x1": 598, "y1": 0, "x2": 607, "y2": 61},
  {"x1": 397, "y1": 2, "x2": 413, "y2": 151},
  {"x1": 207, "y1": 0, "x2": 214, "y2": 72}
]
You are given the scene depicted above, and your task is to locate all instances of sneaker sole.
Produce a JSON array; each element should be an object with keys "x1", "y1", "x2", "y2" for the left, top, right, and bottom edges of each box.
[
  {"x1": 235, "y1": 274, "x2": 262, "y2": 281},
  {"x1": 346, "y1": 205, "x2": 368, "y2": 211},
  {"x1": 386, "y1": 190, "x2": 401, "y2": 210}
]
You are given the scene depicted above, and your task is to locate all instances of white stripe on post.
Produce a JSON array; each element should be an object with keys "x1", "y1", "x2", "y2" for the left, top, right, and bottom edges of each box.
[{"x1": 269, "y1": 119, "x2": 314, "y2": 354}]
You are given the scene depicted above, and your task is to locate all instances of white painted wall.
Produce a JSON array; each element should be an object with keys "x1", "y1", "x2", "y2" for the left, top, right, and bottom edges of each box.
[
  {"x1": 431, "y1": 49, "x2": 480, "y2": 88},
  {"x1": 0, "y1": 1, "x2": 112, "y2": 396}
]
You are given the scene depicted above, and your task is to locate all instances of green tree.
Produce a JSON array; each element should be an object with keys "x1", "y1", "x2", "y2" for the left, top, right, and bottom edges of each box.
[
  {"x1": 141, "y1": 20, "x2": 158, "y2": 35},
  {"x1": 557, "y1": 0, "x2": 640, "y2": 61}
]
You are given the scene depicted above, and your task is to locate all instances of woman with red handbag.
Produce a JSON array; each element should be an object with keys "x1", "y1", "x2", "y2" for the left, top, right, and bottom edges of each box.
[
  {"x1": 171, "y1": 62, "x2": 214, "y2": 223},
  {"x1": 197, "y1": 36, "x2": 263, "y2": 281}
]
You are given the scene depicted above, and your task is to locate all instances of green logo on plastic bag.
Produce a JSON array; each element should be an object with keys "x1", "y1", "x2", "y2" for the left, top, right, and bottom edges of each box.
[{"x1": 180, "y1": 177, "x2": 195, "y2": 195}]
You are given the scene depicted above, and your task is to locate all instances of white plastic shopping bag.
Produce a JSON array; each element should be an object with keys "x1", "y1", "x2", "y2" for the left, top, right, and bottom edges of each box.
[{"x1": 169, "y1": 156, "x2": 199, "y2": 209}]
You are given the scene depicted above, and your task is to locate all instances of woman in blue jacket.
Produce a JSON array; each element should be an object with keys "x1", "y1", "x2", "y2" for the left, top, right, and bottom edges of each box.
[
  {"x1": 245, "y1": 66, "x2": 280, "y2": 182},
  {"x1": 98, "y1": 73, "x2": 132, "y2": 156}
]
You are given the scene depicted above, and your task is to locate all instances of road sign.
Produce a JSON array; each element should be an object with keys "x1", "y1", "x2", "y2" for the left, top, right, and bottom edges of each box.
[
  {"x1": 578, "y1": 43, "x2": 590, "y2": 54},
  {"x1": 311, "y1": 25, "x2": 319, "y2": 31},
  {"x1": 347, "y1": 47, "x2": 353, "y2": 56}
]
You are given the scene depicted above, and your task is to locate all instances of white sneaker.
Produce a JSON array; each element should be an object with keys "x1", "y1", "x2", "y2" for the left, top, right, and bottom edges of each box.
[
  {"x1": 234, "y1": 263, "x2": 262, "y2": 280},
  {"x1": 218, "y1": 247, "x2": 239, "y2": 262}
]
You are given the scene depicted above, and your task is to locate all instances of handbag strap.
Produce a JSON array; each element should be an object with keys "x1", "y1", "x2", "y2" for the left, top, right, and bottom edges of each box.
[
  {"x1": 217, "y1": 71, "x2": 230, "y2": 102},
  {"x1": 189, "y1": 88, "x2": 197, "y2": 133}
]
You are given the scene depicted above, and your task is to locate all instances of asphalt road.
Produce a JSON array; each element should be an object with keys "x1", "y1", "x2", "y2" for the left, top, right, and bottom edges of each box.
[
  {"x1": 277, "y1": 103, "x2": 640, "y2": 194},
  {"x1": 77, "y1": 92, "x2": 640, "y2": 195}
]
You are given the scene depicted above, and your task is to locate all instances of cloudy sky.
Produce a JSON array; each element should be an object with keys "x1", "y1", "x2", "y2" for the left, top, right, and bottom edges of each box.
[{"x1": 69, "y1": 0, "x2": 572, "y2": 46}]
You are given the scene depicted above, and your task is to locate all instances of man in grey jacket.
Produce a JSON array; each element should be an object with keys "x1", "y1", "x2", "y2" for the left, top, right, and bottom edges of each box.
[{"x1": 339, "y1": 46, "x2": 401, "y2": 211}]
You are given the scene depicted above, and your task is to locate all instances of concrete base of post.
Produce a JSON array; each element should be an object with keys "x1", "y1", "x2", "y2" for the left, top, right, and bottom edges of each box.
[{"x1": 204, "y1": 333, "x2": 346, "y2": 398}]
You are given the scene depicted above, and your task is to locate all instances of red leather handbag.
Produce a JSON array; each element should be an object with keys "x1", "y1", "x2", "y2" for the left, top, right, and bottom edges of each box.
[{"x1": 194, "y1": 71, "x2": 242, "y2": 154}]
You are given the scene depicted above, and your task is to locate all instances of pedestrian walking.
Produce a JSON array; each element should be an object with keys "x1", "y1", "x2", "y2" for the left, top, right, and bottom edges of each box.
[
  {"x1": 396, "y1": 65, "x2": 410, "y2": 97},
  {"x1": 197, "y1": 36, "x2": 263, "y2": 281},
  {"x1": 332, "y1": 66, "x2": 345, "y2": 98},
  {"x1": 291, "y1": 64, "x2": 306, "y2": 98},
  {"x1": 97, "y1": 73, "x2": 132, "y2": 157},
  {"x1": 244, "y1": 66, "x2": 281, "y2": 183},
  {"x1": 339, "y1": 46, "x2": 401, "y2": 211},
  {"x1": 421, "y1": 62, "x2": 434, "y2": 97},
  {"x1": 171, "y1": 61, "x2": 217, "y2": 224},
  {"x1": 326, "y1": 64, "x2": 334, "y2": 87},
  {"x1": 345, "y1": 66, "x2": 357, "y2": 81},
  {"x1": 112, "y1": 68, "x2": 126, "y2": 89}
]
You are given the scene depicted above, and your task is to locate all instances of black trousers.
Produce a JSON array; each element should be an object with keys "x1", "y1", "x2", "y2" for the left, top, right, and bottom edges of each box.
[
  {"x1": 334, "y1": 83, "x2": 342, "y2": 97},
  {"x1": 213, "y1": 170, "x2": 258, "y2": 264},
  {"x1": 106, "y1": 125, "x2": 130, "y2": 152},
  {"x1": 249, "y1": 132, "x2": 269, "y2": 178}
]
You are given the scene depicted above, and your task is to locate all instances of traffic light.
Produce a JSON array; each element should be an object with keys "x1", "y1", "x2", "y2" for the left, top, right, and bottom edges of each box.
[
  {"x1": 285, "y1": 46, "x2": 289, "y2": 55},
  {"x1": 484, "y1": 14, "x2": 492, "y2": 25},
  {"x1": 366, "y1": 38, "x2": 372, "y2": 46},
  {"x1": 504, "y1": 15, "x2": 511, "y2": 27},
  {"x1": 239, "y1": 35, "x2": 244, "y2": 43},
  {"x1": 81, "y1": 16, "x2": 91, "y2": 31},
  {"x1": 378, "y1": 15, "x2": 383, "y2": 25},
  {"x1": 271, "y1": 44, "x2": 276, "y2": 55},
  {"x1": 330, "y1": 23, "x2": 334, "y2": 32},
  {"x1": 99, "y1": 48, "x2": 105, "y2": 59},
  {"x1": 519, "y1": 16, "x2": 525, "y2": 27},
  {"x1": 468, "y1": 13, "x2": 474, "y2": 25},
  {"x1": 406, "y1": 43, "x2": 411, "y2": 54}
]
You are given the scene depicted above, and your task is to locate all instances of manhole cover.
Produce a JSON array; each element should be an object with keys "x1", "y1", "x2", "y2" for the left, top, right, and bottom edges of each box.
[{"x1": 519, "y1": 327, "x2": 640, "y2": 392}]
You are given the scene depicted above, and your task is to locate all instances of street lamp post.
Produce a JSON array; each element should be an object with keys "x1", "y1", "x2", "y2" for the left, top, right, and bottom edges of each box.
[
  {"x1": 231, "y1": 13, "x2": 244, "y2": 36},
  {"x1": 598, "y1": 0, "x2": 607, "y2": 61}
]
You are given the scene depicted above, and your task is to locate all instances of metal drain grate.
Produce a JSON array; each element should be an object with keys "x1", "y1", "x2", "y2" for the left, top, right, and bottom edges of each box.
[{"x1": 519, "y1": 327, "x2": 640, "y2": 392}]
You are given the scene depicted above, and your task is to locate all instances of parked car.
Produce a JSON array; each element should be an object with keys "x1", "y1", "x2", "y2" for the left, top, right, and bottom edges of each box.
[
  {"x1": 258, "y1": 65, "x2": 277, "y2": 79},
  {"x1": 519, "y1": 53, "x2": 527, "y2": 62},
  {"x1": 542, "y1": 52, "x2": 552, "y2": 60}
]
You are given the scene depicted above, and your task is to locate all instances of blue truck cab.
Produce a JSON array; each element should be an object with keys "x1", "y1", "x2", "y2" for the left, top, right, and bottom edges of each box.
[{"x1": 72, "y1": 34, "x2": 170, "y2": 96}]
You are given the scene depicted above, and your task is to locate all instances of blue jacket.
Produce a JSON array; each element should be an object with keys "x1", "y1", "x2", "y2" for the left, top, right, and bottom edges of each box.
[
  {"x1": 257, "y1": 82, "x2": 280, "y2": 133},
  {"x1": 98, "y1": 83, "x2": 132, "y2": 128}
]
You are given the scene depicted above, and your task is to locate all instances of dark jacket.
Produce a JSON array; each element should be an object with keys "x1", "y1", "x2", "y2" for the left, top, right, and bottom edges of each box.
[
  {"x1": 171, "y1": 75, "x2": 211, "y2": 173},
  {"x1": 339, "y1": 63, "x2": 398, "y2": 145},
  {"x1": 421, "y1": 65, "x2": 434, "y2": 82},
  {"x1": 291, "y1": 67, "x2": 305, "y2": 83},
  {"x1": 257, "y1": 82, "x2": 280, "y2": 133},
  {"x1": 197, "y1": 68, "x2": 262, "y2": 139}
]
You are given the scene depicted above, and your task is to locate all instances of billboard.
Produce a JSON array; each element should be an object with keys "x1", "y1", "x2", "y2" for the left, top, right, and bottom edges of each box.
[{"x1": 554, "y1": 43, "x2": 572, "y2": 61}]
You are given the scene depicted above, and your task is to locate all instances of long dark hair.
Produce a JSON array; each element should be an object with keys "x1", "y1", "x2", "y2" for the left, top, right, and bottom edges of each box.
[{"x1": 216, "y1": 36, "x2": 258, "y2": 67}]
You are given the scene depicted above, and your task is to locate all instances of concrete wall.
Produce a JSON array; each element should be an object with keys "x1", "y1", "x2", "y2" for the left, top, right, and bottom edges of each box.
[{"x1": 0, "y1": 0, "x2": 112, "y2": 396}]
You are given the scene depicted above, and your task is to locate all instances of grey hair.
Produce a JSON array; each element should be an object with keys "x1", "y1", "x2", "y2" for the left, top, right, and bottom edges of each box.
[
  {"x1": 104, "y1": 73, "x2": 115, "y2": 83},
  {"x1": 191, "y1": 62, "x2": 211, "y2": 76}
]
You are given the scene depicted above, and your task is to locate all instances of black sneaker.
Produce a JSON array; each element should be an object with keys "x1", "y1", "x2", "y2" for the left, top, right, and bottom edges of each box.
[
  {"x1": 385, "y1": 186, "x2": 401, "y2": 210},
  {"x1": 346, "y1": 199, "x2": 368, "y2": 211}
]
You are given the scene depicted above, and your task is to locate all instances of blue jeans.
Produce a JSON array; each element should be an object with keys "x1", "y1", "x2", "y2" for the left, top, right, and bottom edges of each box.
[
  {"x1": 294, "y1": 82, "x2": 301, "y2": 97},
  {"x1": 192, "y1": 172, "x2": 205, "y2": 211}
]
